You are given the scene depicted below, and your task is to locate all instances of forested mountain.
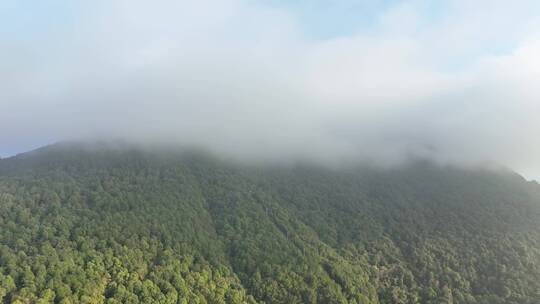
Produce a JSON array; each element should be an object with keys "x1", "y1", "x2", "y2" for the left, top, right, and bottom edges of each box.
[{"x1": 1, "y1": 143, "x2": 540, "y2": 304}]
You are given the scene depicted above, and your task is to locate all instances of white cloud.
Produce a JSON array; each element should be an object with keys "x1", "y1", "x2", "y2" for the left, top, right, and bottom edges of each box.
[{"x1": 2, "y1": 0, "x2": 540, "y2": 178}]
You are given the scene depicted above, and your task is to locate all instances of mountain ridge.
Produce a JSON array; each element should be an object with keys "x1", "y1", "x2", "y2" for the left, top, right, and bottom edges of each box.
[{"x1": 0, "y1": 142, "x2": 539, "y2": 303}]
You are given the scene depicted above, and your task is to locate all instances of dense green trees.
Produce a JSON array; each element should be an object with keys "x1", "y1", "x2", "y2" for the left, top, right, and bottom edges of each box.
[{"x1": 0, "y1": 143, "x2": 539, "y2": 303}]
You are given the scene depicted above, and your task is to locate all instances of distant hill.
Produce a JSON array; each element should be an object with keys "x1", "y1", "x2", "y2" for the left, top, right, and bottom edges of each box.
[{"x1": 0, "y1": 143, "x2": 539, "y2": 304}]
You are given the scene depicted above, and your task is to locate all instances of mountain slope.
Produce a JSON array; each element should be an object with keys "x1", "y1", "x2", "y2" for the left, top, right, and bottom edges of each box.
[{"x1": 0, "y1": 143, "x2": 539, "y2": 304}]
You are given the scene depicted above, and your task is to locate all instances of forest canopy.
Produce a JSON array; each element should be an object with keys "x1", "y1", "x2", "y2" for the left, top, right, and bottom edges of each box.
[{"x1": 0, "y1": 143, "x2": 539, "y2": 303}]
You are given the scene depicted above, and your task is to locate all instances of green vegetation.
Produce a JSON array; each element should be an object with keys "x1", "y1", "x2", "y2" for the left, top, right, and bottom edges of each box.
[{"x1": 0, "y1": 143, "x2": 539, "y2": 303}]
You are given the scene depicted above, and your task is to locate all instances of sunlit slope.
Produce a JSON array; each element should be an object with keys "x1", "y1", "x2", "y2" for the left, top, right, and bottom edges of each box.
[{"x1": 0, "y1": 143, "x2": 539, "y2": 304}]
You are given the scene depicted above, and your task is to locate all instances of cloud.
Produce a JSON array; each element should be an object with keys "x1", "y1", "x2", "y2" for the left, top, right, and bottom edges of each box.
[{"x1": 1, "y1": 0, "x2": 540, "y2": 178}]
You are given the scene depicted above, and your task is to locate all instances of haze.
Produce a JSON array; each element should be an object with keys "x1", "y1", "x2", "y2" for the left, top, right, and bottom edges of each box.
[{"x1": 2, "y1": 0, "x2": 540, "y2": 179}]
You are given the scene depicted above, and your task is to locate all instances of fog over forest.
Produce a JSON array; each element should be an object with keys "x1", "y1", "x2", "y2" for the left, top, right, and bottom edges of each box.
[
  {"x1": 4, "y1": 2, "x2": 540, "y2": 304},
  {"x1": 2, "y1": 0, "x2": 540, "y2": 178}
]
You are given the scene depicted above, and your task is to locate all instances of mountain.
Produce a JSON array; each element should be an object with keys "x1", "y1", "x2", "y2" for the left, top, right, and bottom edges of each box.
[{"x1": 0, "y1": 143, "x2": 539, "y2": 304}]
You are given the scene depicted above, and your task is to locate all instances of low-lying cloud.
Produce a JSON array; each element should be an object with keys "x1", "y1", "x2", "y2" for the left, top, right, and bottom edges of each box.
[{"x1": 2, "y1": 0, "x2": 540, "y2": 178}]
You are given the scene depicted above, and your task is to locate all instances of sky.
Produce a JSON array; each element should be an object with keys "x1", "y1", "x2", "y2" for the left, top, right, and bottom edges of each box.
[{"x1": 1, "y1": 0, "x2": 540, "y2": 179}]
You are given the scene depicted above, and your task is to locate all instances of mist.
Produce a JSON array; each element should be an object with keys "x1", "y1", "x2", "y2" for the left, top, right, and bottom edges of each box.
[{"x1": 2, "y1": 0, "x2": 540, "y2": 178}]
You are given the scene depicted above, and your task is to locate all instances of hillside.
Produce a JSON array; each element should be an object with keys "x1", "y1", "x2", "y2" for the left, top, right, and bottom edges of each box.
[{"x1": 0, "y1": 143, "x2": 539, "y2": 304}]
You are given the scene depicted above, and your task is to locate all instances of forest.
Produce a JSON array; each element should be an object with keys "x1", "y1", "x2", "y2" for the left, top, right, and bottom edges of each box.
[{"x1": 0, "y1": 143, "x2": 539, "y2": 303}]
